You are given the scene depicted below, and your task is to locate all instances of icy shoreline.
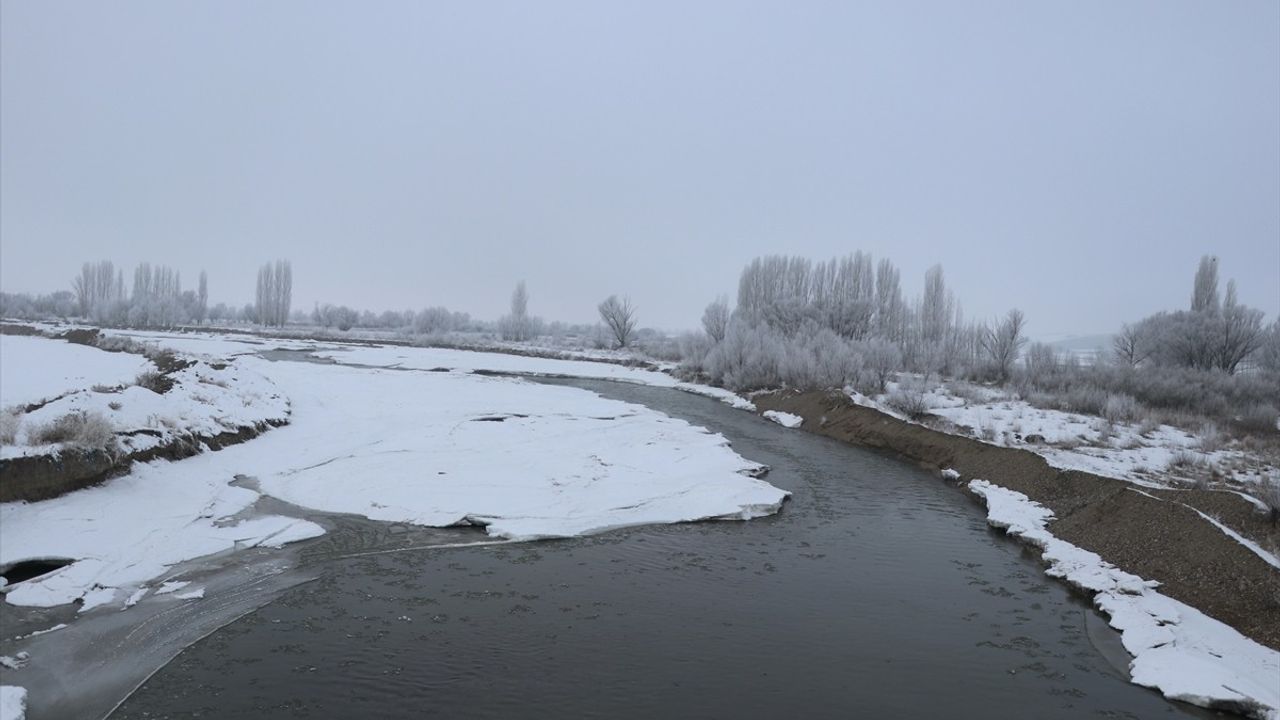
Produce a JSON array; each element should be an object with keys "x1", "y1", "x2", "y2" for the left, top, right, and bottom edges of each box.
[{"x1": 969, "y1": 479, "x2": 1280, "y2": 719}]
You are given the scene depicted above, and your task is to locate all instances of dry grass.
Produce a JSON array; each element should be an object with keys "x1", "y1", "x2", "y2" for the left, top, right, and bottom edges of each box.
[
  {"x1": 29, "y1": 411, "x2": 115, "y2": 449},
  {"x1": 135, "y1": 370, "x2": 167, "y2": 393}
]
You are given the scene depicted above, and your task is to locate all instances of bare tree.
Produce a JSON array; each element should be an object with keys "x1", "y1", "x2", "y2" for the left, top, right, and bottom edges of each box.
[
  {"x1": 702, "y1": 296, "x2": 730, "y2": 344},
  {"x1": 1216, "y1": 280, "x2": 1265, "y2": 374},
  {"x1": 1191, "y1": 255, "x2": 1220, "y2": 314},
  {"x1": 598, "y1": 295, "x2": 637, "y2": 348},
  {"x1": 1112, "y1": 322, "x2": 1153, "y2": 367},
  {"x1": 978, "y1": 309, "x2": 1028, "y2": 383}
]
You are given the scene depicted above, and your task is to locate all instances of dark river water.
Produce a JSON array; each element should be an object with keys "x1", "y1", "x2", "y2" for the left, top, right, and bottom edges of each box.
[{"x1": 109, "y1": 378, "x2": 1204, "y2": 719}]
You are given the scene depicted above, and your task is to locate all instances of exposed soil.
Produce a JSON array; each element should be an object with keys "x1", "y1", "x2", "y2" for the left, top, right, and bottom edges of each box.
[
  {"x1": 754, "y1": 389, "x2": 1280, "y2": 651},
  {"x1": 0, "y1": 419, "x2": 288, "y2": 504},
  {"x1": 1, "y1": 325, "x2": 273, "y2": 503}
]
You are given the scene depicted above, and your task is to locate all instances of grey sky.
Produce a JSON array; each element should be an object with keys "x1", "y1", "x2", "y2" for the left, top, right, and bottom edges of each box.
[{"x1": 2, "y1": 1, "x2": 1277, "y2": 335}]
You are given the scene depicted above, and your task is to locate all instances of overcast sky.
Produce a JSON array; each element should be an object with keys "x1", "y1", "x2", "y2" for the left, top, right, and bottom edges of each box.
[{"x1": 2, "y1": 1, "x2": 1277, "y2": 336}]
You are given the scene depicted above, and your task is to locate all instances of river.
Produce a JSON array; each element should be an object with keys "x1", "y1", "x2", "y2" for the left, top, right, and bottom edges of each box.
[{"x1": 106, "y1": 377, "x2": 1206, "y2": 719}]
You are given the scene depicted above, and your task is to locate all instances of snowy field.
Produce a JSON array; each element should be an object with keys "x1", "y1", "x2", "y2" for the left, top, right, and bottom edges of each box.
[
  {"x1": 852, "y1": 380, "x2": 1277, "y2": 491},
  {"x1": 0, "y1": 334, "x2": 152, "y2": 410},
  {"x1": 970, "y1": 480, "x2": 1280, "y2": 719}
]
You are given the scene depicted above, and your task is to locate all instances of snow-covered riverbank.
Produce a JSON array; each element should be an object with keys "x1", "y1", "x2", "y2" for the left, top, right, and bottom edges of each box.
[{"x1": 970, "y1": 480, "x2": 1280, "y2": 719}]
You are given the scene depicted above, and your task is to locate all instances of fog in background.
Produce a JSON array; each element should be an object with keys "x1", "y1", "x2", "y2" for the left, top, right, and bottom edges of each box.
[{"x1": 2, "y1": 1, "x2": 1277, "y2": 335}]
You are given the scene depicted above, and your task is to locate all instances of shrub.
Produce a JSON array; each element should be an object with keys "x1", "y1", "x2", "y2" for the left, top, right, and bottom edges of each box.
[
  {"x1": 0, "y1": 410, "x2": 20, "y2": 445},
  {"x1": 675, "y1": 332, "x2": 713, "y2": 377},
  {"x1": 135, "y1": 370, "x2": 168, "y2": 393},
  {"x1": 1197, "y1": 422, "x2": 1224, "y2": 452},
  {"x1": 1235, "y1": 403, "x2": 1278, "y2": 435},
  {"x1": 1167, "y1": 449, "x2": 1204, "y2": 470},
  {"x1": 1101, "y1": 394, "x2": 1141, "y2": 424},
  {"x1": 29, "y1": 411, "x2": 115, "y2": 449},
  {"x1": 704, "y1": 318, "x2": 785, "y2": 391},
  {"x1": 1255, "y1": 478, "x2": 1280, "y2": 525},
  {"x1": 886, "y1": 387, "x2": 932, "y2": 420},
  {"x1": 1062, "y1": 386, "x2": 1108, "y2": 416}
]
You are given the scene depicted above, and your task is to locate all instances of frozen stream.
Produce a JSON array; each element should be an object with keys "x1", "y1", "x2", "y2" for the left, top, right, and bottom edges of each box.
[{"x1": 106, "y1": 376, "x2": 1210, "y2": 719}]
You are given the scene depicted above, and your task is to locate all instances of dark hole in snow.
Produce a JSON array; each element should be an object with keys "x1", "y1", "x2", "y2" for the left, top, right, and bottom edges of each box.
[
  {"x1": 471, "y1": 414, "x2": 529, "y2": 423},
  {"x1": 1, "y1": 558, "x2": 74, "y2": 585}
]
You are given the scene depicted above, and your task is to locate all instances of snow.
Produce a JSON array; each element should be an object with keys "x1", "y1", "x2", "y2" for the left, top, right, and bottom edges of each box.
[
  {"x1": 1, "y1": 354, "x2": 290, "y2": 460},
  {"x1": 173, "y1": 587, "x2": 205, "y2": 600},
  {"x1": 0, "y1": 685, "x2": 26, "y2": 720},
  {"x1": 0, "y1": 335, "x2": 152, "y2": 410},
  {"x1": 249, "y1": 360, "x2": 785, "y2": 541},
  {"x1": 15, "y1": 624, "x2": 66, "y2": 640},
  {"x1": 153, "y1": 581, "x2": 190, "y2": 596},
  {"x1": 969, "y1": 479, "x2": 1280, "y2": 719},
  {"x1": 103, "y1": 329, "x2": 324, "y2": 359},
  {"x1": 2, "y1": 351, "x2": 786, "y2": 610},
  {"x1": 763, "y1": 410, "x2": 803, "y2": 428},
  {"x1": 853, "y1": 380, "x2": 1272, "y2": 493},
  {"x1": 309, "y1": 343, "x2": 757, "y2": 410}
]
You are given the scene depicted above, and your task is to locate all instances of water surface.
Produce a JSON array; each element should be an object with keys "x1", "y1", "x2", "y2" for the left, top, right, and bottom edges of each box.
[{"x1": 111, "y1": 378, "x2": 1203, "y2": 719}]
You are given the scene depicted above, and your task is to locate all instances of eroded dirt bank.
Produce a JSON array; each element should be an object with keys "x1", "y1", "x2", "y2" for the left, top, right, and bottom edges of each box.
[{"x1": 754, "y1": 389, "x2": 1280, "y2": 651}]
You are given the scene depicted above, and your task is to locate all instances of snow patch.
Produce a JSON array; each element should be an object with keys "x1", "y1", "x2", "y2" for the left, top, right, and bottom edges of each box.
[
  {"x1": 762, "y1": 410, "x2": 803, "y2": 429},
  {"x1": 969, "y1": 479, "x2": 1280, "y2": 719},
  {"x1": 0, "y1": 685, "x2": 26, "y2": 720},
  {"x1": 153, "y1": 581, "x2": 189, "y2": 596}
]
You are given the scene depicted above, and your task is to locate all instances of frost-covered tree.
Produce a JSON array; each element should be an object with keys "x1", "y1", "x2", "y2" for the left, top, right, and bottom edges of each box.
[
  {"x1": 256, "y1": 260, "x2": 292, "y2": 327},
  {"x1": 499, "y1": 281, "x2": 534, "y2": 341},
  {"x1": 598, "y1": 295, "x2": 637, "y2": 348},
  {"x1": 195, "y1": 271, "x2": 208, "y2": 325},
  {"x1": 978, "y1": 309, "x2": 1027, "y2": 383},
  {"x1": 874, "y1": 258, "x2": 903, "y2": 342},
  {"x1": 1257, "y1": 320, "x2": 1280, "y2": 374},
  {"x1": 73, "y1": 261, "x2": 124, "y2": 319},
  {"x1": 920, "y1": 264, "x2": 953, "y2": 345},
  {"x1": 415, "y1": 306, "x2": 462, "y2": 335},
  {"x1": 864, "y1": 338, "x2": 902, "y2": 393},
  {"x1": 1191, "y1": 255, "x2": 1220, "y2": 314},
  {"x1": 702, "y1": 296, "x2": 730, "y2": 344},
  {"x1": 1215, "y1": 280, "x2": 1265, "y2": 374},
  {"x1": 128, "y1": 263, "x2": 183, "y2": 328}
]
